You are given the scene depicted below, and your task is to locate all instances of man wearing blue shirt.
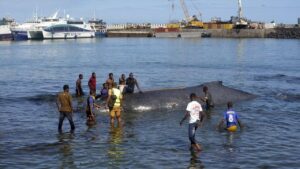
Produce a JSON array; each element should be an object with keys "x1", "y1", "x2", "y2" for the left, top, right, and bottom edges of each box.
[{"x1": 218, "y1": 102, "x2": 243, "y2": 132}]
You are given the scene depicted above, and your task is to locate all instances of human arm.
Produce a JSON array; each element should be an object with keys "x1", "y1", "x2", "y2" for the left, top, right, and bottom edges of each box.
[
  {"x1": 135, "y1": 79, "x2": 142, "y2": 93},
  {"x1": 237, "y1": 119, "x2": 244, "y2": 129},
  {"x1": 69, "y1": 94, "x2": 73, "y2": 113},
  {"x1": 197, "y1": 111, "x2": 205, "y2": 127},
  {"x1": 105, "y1": 89, "x2": 112, "y2": 109},
  {"x1": 56, "y1": 95, "x2": 60, "y2": 111},
  {"x1": 180, "y1": 111, "x2": 189, "y2": 126},
  {"x1": 217, "y1": 119, "x2": 225, "y2": 130}
]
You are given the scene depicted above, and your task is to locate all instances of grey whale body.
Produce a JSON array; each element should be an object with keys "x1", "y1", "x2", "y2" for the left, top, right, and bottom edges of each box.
[{"x1": 122, "y1": 81, "x2": 256, "y2": 112}]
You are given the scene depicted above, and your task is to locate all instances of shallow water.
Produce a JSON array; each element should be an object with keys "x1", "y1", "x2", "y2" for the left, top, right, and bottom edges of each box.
[{"x1": 0, "y1": 38, "x2": 300, "y2": 168}]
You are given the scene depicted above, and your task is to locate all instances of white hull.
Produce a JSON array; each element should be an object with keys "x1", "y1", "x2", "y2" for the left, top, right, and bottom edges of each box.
[{"x1": 42, "y1": 31, "x2": 95, "y2": 39}]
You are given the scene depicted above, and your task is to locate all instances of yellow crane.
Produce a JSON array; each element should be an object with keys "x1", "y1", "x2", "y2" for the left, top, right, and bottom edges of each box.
[{"x1": 179, "y1": 0, "x2": 203, "y2": 28}]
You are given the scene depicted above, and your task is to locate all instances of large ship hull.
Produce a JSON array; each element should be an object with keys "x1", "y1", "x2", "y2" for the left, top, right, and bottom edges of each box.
[
  {"x1": 12, "y1": 30, "x2": 28, "y2": 40},
  {"x1": 0, "y1": 25, "x2": 13, "y2": 41},
  {"x1": 28, "y1": 30, "x2": 43, "y2": 40},
  {"x1": 42, "y1": 31, "x2": 95, "y2": 39}
]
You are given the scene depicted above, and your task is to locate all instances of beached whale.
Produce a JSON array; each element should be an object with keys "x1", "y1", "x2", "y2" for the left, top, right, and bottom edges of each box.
[{"x1": 121, "y1": 81, "x2": 256, "y2": 112}]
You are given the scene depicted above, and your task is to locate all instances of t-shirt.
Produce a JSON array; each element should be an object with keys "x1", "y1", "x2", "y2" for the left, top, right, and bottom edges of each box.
[
  {"x1": 186, "y1": 101, "x2": 203, "y2": 124},
  {"x1": 108, "y1": 88, "x2": 122, "y2": 107},
  {"x1": 88, "y1": 77, "x2": 96, "y2": 90},
  {"x1": 224, "y1": 110, "x2": 239, "y2": 128},
  {"x1": 57, "y1": 92, "x2": 72, "y2": 112},
  {"x1": 86, "y1": 95, "x2": 95, "y2": 114}
]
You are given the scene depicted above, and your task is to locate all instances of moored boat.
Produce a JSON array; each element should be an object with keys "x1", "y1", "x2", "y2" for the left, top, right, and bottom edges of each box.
[
  {"x1": 88, "y1": 19, "x2": 107, "y2": 37},
  {"x1": 42, "y1": 20, "x2": 95, "y2": 39},
  {"x1": 0, "y1": 17, "x2": 14, "y2": 41}
]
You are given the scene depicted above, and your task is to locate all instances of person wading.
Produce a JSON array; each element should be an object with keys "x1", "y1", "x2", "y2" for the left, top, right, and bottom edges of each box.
[
  {"x1": 180, "y1": 93, "x2": 205, "y2": 152},
  {"x1": 56, "y1": 85, "x2": 75, "y2": 133},
  {"x1": 125, "y1": 72, "x2": 142, "y2": 94},
  {"x1": 106, "y1": 82, "x2": 123, "y2": 126}
]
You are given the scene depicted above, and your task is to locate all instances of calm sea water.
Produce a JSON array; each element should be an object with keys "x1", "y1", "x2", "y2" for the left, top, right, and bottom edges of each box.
[{"x1": 0, "y1": 38, "x2": 299, "y2": 169}]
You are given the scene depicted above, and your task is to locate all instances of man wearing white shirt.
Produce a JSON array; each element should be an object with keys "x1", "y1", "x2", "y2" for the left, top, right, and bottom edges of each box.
[{"x1": 180, "y1": 93, "x2": 205, "y2": 151}]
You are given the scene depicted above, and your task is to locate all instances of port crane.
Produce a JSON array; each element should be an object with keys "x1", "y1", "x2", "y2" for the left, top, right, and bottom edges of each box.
[
  {"x1": 179, "y1": 0, "x2": 204, "y2": 28},
  {"x1": 233, "y1": 0, "x2": 248, "y2": 28}
]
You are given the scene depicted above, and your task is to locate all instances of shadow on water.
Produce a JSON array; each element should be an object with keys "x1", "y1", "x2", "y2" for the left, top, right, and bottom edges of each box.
[{"x1": 107, "y1": 125, "x2": 125, "y2": 168}]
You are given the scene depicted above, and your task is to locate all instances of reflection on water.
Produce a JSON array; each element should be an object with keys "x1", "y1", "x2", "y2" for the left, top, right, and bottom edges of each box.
[
  {"x1": 57, "y1": 133, "x2": 77, "y2": 169},
  {"x1": 188, "y1": 150, "x2": 204, "y2": 169},
  {"x1": 107, "y1": 125, "x2": 125, "y2": 167},
  {"x1": 223, "y1": 132, "x2": 237, "y2": 153}
]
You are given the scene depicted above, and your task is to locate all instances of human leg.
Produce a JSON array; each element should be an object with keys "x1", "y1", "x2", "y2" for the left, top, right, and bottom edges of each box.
[
  {"x1": 58, "y1": 112, "x2": 66, "y2": 132},
  {"x1": 65, "y1": 112, "x2": 75, "y2": 131},
  {"x1": 115, "y1": 107, "x2": 122, "y2": 125},
  {"x1": 110, "y1": 108, "x2": 116, "y2": 126},
  {"x1": 188, "y1": 123, "x2": 201, "y2": 151}
]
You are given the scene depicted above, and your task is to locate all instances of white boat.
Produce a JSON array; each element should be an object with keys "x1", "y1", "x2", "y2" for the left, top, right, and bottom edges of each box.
[
  {"x1": 0, "y1": 17, "x2": 14, "y2": 41},
  {"x1": 27, "y1": 11, "x2": 67, "y2": 39},
  {"x1": 11, "y1": 20, "x2": 40, "y2": 40},
  {"x1": 88, "y1": 19, "x2": 107, "y2": 37},
  {"x1": 42, "y1": 20, "x2": 95, "y2": 39}
]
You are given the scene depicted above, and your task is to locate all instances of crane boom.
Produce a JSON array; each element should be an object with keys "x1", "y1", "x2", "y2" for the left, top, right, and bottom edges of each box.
[
  {"x1": 238, "y1": 0, "x2": 243, "y2": 19},
  {"x1": 180, "y1": 0, "x2": 190, "y2": 21}
]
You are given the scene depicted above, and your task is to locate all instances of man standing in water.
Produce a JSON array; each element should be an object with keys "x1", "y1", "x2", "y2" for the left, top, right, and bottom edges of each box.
[
  {"x1": 88, "y1": 72, "x2": 96, "y2": 93},
  {"x1": 118, "y1": 74, "x2": 126, "y2": 94},
  {"x1": 56, "y1": 85, "x2": 75, "y2": 133},
  {"x1": 218, "y1": 101, "x2": 243, "y2": 132},
  {"x1": 106, "y1": 73, "x2": 114, "y2": 90},
  {"x1": 86, "y1": 90, "x2": 100, "y2": 125},
  {"x1": 106, "y1": 82, "x2": 123, "y2": 126},
  {"x1": 125, "y1": 72, "x2": 142, "y2": 94},
  {"x1": 76, "y1": 74, "x2": 84, "y2": 97},
  {"x1": 180, "y1": 93, "x2": 204, "y2": 151},
  {"x1": 200, "y1": 86, "x2": 214, "y2": 111}
]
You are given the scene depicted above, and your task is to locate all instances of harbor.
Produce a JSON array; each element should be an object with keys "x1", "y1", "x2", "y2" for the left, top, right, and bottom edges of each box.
[
  {"x1": 1, "y1": 1, "x2": 300, "y2": 169},
  {"x1": 1, "y1": 0, "x2": 300, "y2": 40}
]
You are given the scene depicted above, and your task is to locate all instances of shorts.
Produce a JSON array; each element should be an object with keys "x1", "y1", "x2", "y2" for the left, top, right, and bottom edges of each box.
[
  {"x1": 110, "y1": 106, "x2": 121, "y2": 118},
  {"x1": 227, "y1": 125, "x2": 237, "y2": 132}
]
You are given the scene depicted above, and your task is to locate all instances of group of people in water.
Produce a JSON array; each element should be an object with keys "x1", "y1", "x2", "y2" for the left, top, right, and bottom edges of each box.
[
  {"x1": 56, "y1": 73, "x2": 243, "y2": 151},
  {"x1": 180, "y1": 90, "x2": 243, "y2": 151},
  {"x1": 56, "y1": 72, "x2": 142, "y2": 133}
]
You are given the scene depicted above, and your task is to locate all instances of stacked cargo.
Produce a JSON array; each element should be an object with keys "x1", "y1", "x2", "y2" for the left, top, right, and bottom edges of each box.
[{"x1": 203, "y1": 22, "x2": 233, "y2": 30}]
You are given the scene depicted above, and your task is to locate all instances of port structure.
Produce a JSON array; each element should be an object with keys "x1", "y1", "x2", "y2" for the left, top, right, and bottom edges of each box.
[{"x1": 167, "y1": 0, "x2": 204, "y2": 29}]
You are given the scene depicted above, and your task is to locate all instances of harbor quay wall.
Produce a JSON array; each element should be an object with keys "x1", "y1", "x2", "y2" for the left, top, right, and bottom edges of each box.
[
  {"x1": 205, "y1": 29, "x2": 276, "y2": 38},
  {"x1": 106, "y1": 28, "x2": 300, "y2": 39}
]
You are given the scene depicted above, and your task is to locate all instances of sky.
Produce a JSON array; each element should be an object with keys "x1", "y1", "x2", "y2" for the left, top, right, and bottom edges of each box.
[{"x1": 0, "y1": 0, "x2": 299, "y2": 24}]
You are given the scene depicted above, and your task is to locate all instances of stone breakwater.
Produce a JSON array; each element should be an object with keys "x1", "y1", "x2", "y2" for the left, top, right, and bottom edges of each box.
[{"x1": 266, "y1": 28, "x2": 300, "y2": 39}]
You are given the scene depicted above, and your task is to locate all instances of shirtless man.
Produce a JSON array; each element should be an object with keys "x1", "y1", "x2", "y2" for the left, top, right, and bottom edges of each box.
[
  {"x1": 76, "y1": 74, "x2": 84, "y2": 97},
  {"x1": 106, "y1": 73, "x2": 114, "y2": 90}
]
